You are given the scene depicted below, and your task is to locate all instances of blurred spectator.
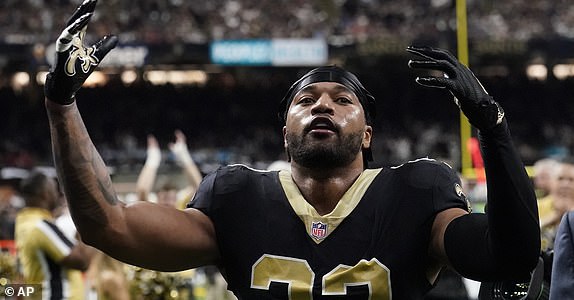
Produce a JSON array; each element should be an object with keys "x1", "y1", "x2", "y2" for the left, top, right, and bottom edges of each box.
[
  {"x1": 533, "y1": 157, "x2": 560, "y2": 199},
  {"x1": 535, "y1": 157, "x2": 561, "y2": 233},
  {"x1": 539, "y1": 157, "x2": 574, "y2": 251},
  {"x1": 14, "y1": 170, "x2": 93, "y2": 300}
]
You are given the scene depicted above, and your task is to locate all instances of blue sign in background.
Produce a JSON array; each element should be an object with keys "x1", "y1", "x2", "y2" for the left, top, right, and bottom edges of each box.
[
  {"x1": 210, "y1": 39, "x2": 328, "y2": 66},
  {"x1": 210, "y1": 40, "x2": 272, "y2": 66}
]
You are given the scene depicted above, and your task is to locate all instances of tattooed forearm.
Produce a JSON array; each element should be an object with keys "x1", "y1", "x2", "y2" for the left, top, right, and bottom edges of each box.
[
  {"x1": 46, "y1": 100, "x2": 122, "y2": 231},
  {"x1": 96, "y1": 159, "x2": 119, "y2": 205}
]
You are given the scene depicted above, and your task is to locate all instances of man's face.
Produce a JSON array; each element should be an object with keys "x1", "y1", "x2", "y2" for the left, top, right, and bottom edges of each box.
[
  {"x1": 555, "y1": 163, "x2": 574, "y2": 199},
  {"x1": 283, "y1": 82, "x2": 372, "y2": 168},
  {"x1": 535, "y1": 169, "x2": 554, "y2": 192},
  {"x1": 157, "y1": 189, "x2": 178, "y2": 207}
]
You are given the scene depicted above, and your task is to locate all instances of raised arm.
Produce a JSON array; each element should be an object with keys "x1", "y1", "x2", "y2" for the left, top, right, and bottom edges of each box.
[
  {"x1": 169, "y1": 130, "x2": 203, "y2": 192},
  {"x1": 135, "y1": 135, "x2": 161, "y2": 202},
  {"x1": 407, "y1": 46, "x2": 540, "y2": 281},
  {"x1": 44, "y1": 0, "x2": 219, "y2": 271}
]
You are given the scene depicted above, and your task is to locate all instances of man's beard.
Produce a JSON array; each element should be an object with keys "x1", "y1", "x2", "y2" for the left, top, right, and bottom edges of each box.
[{"x1": 286, "y1": 130, "x2": 364, "y2": 169}]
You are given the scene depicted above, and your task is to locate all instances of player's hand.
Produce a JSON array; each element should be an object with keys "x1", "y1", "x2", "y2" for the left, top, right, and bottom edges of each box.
[
  {"x1": 169, "y1": 130, "x2": 194, "y2": 167},
  {"x1": 44, "y1": 0, "x2": 118, "y2": 105},
  {"x1": 406, "y1": 46, "x2": 504, "y2": 131}
]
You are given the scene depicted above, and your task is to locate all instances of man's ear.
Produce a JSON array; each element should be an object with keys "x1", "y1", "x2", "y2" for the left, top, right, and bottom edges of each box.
[
  {"x1": 362, "y1": 125, "x2": 373, "y2": 149},
  {"x1": 282, "y1": 126, "x2": 288, "y2": 148},
  {"x1": 282, "y1": 126, "x2": 291, "y2": 162}
]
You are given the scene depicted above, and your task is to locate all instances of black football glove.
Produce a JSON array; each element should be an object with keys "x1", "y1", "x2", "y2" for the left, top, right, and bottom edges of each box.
[
  {"x1": 406, "y1": 46, "x2": 504, "y2": 131},
  {"x1": 44, "y1": 0, "x2": 118, "y2": 105}
]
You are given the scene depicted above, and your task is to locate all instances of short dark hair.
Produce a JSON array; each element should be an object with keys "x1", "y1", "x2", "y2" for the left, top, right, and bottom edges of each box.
[{"x1": 19, "y1": 171, "x2": 50, "y2": 199}]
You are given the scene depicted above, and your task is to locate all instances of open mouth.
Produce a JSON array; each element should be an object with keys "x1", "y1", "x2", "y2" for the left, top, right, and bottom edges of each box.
[{"x1": 306, "y1": 117, "x2": 338, "y2": 135}]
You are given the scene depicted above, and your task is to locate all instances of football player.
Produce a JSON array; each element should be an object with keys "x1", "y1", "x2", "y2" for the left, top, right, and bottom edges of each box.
[{"x1": 43, "y1": 0, "x2": 540, "y2": 298}]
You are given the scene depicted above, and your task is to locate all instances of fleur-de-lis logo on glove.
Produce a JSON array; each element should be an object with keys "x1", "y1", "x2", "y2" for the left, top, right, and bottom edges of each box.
[
  {"x1": 63, "y1": 30, "x2": 100, "y2": 76},
  {"x1": 44, "y1": 0, "x2": 118, "y2": 105}
]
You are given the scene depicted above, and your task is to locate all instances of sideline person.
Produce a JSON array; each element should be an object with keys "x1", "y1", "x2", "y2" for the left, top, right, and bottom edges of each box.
[{"x1": 15, "y1": 171, "x2": 93, "y2": 300}]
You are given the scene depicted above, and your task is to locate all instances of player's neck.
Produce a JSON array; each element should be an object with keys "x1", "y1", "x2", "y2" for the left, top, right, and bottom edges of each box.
[{"x1": 290, "y1": 160, "x2": 364, "y2": 215}]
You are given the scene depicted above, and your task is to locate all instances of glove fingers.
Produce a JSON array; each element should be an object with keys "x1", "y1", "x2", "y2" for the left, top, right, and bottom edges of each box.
[
  {"x1": 70, "y1": 13, "x2": 93, "y2": 36},
  {"x1": 407, "y1": 46, "x2": 454, "y2": 62},
  {"x1": 93, "y1": 35, "x2": 118, "y2": 61},
  {"x1": 406, "y1": 46, "x2": 432, "y2": 58},
  {"x1": 408, "y1": 60, "x2": 451, "y2": 73},
  {"x1": 415, "y1": 76, "x2": 450, "y2": 89},
  {"x1": 66, "y1": 0, "x2": 97, "y2": 26},
  {"x1": 406, "y1": 46, "x2": 440, "y2": 61},
  {"x1": 407, "y1": 46, "x2": 461, "y2": 76},
  {"x1": 56, "y1": 13, "x2": 92, "y2": 51}
]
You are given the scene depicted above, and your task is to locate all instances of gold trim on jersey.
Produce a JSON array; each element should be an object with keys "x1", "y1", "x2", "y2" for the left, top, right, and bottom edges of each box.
[{"x1": 279, "y1": 168, "x2": 382, "y2": 244}]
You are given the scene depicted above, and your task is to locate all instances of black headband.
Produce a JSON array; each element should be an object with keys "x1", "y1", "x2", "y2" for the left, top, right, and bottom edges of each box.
[{"x1": 278, "y1": 66, "x2": 377, "y2": 163}]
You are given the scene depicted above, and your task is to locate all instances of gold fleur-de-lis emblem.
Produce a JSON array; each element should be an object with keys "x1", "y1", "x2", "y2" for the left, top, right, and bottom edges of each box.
[{"x1": 64, "y1": 30, "x2": 99, "y2": 76}]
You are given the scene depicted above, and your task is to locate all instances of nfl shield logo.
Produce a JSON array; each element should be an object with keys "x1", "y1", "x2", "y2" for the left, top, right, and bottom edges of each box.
[{"x1": 311, "y1": 221, "x2": 328, "y2": 240}]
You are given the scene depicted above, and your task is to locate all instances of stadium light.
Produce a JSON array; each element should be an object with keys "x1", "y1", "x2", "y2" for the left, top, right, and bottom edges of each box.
[
  {"x1": 143, "y1": 70, "x2": 208, "y2": 86},
  {"x1": 526, "y1": 64, "x2": 547, "y2": 81},
  {"x1": 553, "y1": 64, "x2": 574, "y2": 80},
  {"x1": 11, "y1": 72, "x2": 30, "y2": 91},
  {"x1": 36, "y1": 71, "x2": 49, "y2": 85},
  {"x1": 121, "y1": 70, "x2": 138, "y2": 85},
  {"x1": 35, "y1": 71, "x2": 108, "y2": 87},
  {"x1": 82, "y1": 71, "x2": 107, "y2": 87}
]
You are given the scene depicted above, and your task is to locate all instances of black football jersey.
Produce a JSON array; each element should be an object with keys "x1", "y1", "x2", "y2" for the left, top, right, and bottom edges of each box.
[{"x1": 189, "y1": 158, "x2": 470, "y2": 299}]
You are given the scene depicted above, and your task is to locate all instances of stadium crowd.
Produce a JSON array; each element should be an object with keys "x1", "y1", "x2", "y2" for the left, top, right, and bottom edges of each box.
[{"x1": 1, "y1": 0, "x2": 574, "y2": 45}]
